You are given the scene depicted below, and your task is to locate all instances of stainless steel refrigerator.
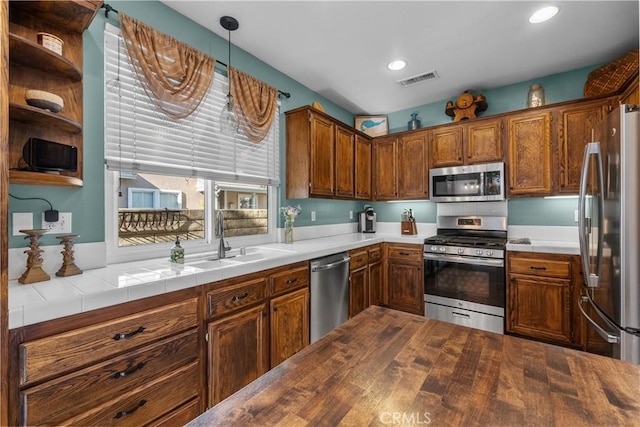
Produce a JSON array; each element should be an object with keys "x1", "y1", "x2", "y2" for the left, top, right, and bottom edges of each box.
[{"x1": 578, "y1": 104, "x2": 639, "y2": 364}]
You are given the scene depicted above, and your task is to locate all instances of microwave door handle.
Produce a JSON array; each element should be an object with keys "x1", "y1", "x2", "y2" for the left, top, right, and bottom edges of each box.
[
  {"x1": 578, "y1": 142, "x2": 603, "y2": 288},
  {"x1": 578, "y1": 295, "x2": 620, "y2": 343}
]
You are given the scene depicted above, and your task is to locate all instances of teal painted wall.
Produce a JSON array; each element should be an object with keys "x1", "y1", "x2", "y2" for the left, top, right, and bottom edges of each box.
[
  {"x1": 8, "y1": 1, "x2": 601, "y2": 249},
  {"x1": 507, "y1": 197, "x2": 578, "y2": 226},
  {"x1": 387, "y1": 65, "x2": 601, "y2": 133},
  {"x1": 7, "y1": 0, "x2": 355, "y2": 248}
]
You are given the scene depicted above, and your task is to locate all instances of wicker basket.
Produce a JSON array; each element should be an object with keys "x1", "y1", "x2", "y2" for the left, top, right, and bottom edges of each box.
[{"x1": 584, "y1": 50, "x2": 639, "y2": 98}]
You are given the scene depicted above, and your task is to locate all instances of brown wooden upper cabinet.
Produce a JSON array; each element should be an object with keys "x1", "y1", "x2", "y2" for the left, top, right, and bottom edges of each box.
[
  {"x1": 508, "y1": 110, "x2": 553, "y2": 196},
  {"x1": 354, "y1": 134, "x2": 372, "y2": 200},
  {"x1": 286, "y1": 106, "x2": 370, "y2": 199},
  {"x1": 556, "y1": 99, "x2": 611, "y2": 194},
  {"x1": 335, "y1": 123, "x2": 355, "y2": 198},
  {"x1": 372, "y1": 135, "x2": 398, "y2": 201},
  {"x1": 398, "y1": 130, "x2": 429, "y2": 199},
  {"x1": 430, "y1": 119, "x2": 504, "y2": 168},
  {"x1": 373, "y1": 131, "x2": 429, "y2": 201}
]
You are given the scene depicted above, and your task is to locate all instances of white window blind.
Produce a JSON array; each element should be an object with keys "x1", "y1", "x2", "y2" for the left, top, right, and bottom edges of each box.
[{"x1": 104, "y1": 23, "x2": 280, "y2": 185}]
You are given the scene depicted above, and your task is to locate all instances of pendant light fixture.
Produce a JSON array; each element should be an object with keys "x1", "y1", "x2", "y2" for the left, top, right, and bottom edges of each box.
[{"x1": 219, "y1": 15, "x2": 239, "y2": 136}]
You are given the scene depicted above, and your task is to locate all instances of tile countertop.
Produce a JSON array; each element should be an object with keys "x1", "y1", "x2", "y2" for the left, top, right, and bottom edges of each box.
[
  {"x1": 506, "y1": 240, "x2": 580, "y2": 255},
  {"x1": 8, "y1": 232, "x2": 427, "y2": 329},
  {"x1": 8, "y1": 232, "x2": 579, "y2": 329}
]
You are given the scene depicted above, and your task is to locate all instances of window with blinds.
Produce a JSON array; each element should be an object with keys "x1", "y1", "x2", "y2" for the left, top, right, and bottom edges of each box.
[
  {"x1": 104, "y1": 22, "x2": 280, "y2": 185},
  {"x1": 104, "y1": 23, "x2": 278, "y2": 261}
]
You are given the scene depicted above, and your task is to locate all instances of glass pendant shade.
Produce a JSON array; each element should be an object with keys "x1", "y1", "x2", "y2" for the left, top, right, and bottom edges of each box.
[{"x1": 219, "y1": 94, "x2": 239, "y2": 135}]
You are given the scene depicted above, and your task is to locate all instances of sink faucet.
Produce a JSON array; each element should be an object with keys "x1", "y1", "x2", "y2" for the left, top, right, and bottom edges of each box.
[{"x1": 217, "y1": 211, "x2": 231, "y2": 258}]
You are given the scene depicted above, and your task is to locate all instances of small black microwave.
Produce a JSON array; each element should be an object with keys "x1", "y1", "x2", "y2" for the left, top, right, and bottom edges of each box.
[
  {"x1": 429, "y1": 162, "x2": 505, "y2": 202},
  {"x1": 23, "y1": 138, "x2": 78, "y2": 172}
]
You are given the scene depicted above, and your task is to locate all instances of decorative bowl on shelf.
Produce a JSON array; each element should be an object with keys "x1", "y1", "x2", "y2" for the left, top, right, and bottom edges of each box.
[{"x1": 25, "y1": 89, "x2": 64, "y2": 113}]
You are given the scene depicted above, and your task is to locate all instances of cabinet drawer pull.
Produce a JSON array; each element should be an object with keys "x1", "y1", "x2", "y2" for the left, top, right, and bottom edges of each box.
[
  {"x1": 399, "y1": 252, "x2": 411, "y2": 256},
  {"x1": 114, "y1": 399, "x2": 147, "y2": 419},
  {"x1": 113, "y1": 362, "x2": 146, "y2": 379},
  {"x1": 530, "y1": 266, "x2": 547, "y2": 271},
  {"x1": 231, "y1": 292, "x2": 249, "y2": 302},
  {"x1": 112, "y1": 326, "x2": 145, "y2": 341},
  {"x1": 286, "y1": 278, "x2": 298, "y2": 285}
]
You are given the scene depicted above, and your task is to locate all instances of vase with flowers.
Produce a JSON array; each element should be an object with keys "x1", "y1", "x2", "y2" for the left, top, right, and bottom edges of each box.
[{"x1": 280, "y1": 205, "x2": 301, "y2": 244}]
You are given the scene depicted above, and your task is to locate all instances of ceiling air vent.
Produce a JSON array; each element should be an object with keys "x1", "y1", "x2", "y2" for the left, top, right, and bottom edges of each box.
[{"x1": 396, "y1": 70, "x2": 439, "y2": 87}]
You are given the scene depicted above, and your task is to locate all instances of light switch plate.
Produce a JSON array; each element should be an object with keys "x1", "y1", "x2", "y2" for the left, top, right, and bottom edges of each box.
[
  {"x1": 13, "y1": 212, "x2": 33, "y2": 236},
  {"x1": 311, "y1": 211, "x2": 316, "y2": 221}
]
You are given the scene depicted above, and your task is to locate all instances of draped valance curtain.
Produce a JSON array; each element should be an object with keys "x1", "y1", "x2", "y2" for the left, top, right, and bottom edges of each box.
[
  {"x1": 229, "y1": 67, "x2": 278, "y2": 143},
  {"x1": 119, "y1": 12, "x2": 215, "y2": 120},
  {"x1": 104, "y1": 23, "x2": 280, "y2": 185},
  {"x1": 118, "y1": 12, "x2": 279, "y2": 145}
]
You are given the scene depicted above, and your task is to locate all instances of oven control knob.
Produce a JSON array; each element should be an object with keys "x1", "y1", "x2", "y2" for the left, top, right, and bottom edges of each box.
[
  {"x1": 430, "y1": 246, "x2": 438, "y2": 252},
  {"x1": 487, "y1": 250, "x2": 494, "y2": 256},
  {"x1": 476, "y1": 249, "x2": 483, "y2": 255},
  {"x1": 439, "y1": 247, "x2": 446, "y2": 253},
  {"x1": 457, "y1": 248, "x2": 464, "y2": 255}
]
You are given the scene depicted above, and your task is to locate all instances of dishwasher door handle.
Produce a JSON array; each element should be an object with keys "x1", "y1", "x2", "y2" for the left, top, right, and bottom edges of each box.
[{"x1": 312, "y1": 257, "x2": 350, "y2": 272}]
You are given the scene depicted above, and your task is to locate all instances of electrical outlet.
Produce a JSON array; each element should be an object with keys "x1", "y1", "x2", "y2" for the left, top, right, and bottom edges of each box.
[
  {"x1": 349, "y1": 211, "x2": 353, "y2": 220},
  {"x1": 574, "y1": 210, "x2": 579, "y2": 223},
  {"x1": 311, "y1": 211, "x2": 316, "y2": 221},
  {"x1": 42, "y1": 212, "x2": 72, "y2": 234}
]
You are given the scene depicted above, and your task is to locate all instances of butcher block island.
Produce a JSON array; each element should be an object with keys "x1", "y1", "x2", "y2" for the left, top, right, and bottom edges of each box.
[{"x1": 188, "y1": 306, "x2": 640, "y2": 427}]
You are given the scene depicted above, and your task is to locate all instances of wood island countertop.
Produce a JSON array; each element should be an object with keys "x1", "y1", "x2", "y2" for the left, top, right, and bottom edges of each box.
[{"x1": 188, "y1": 306, "x2": 640, "y2": 426}]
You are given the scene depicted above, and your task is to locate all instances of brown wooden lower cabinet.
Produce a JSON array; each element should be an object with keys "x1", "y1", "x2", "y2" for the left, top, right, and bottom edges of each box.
[
  {"x1": 349, "y1": 245, "x2": 383, "y2": 318},
  {"x1": 270, "y1": 287, "x2": 310, "y2": 368},
  {"x1": 207, "y1": 303, "x2": 269, "y2": 407},
  {"x1": 206, "y1": 262, "x2": 310, "y2": 406},
  {"x1": 385, "y1": 243, "x2": 424, "y2": 316},
  {"x1": 9, "y1": 290, "x2": 202, "y2": 426},
  {"x1": 506, "y1": 252, "x2": 583, "y2": 348}
]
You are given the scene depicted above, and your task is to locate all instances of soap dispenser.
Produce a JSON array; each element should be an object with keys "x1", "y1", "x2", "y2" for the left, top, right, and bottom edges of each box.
[{"x1": 170, "y1": 236, "x2": 184, "y2": 264}]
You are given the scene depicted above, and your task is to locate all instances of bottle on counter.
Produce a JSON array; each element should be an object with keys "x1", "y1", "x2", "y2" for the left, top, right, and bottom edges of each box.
[{"x1": 170, "y1": 237, "x2": 184, "y2": 264}]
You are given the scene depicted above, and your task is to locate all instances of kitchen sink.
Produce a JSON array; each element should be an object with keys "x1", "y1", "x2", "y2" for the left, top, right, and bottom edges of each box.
[
  {"x1": 185, "y1": 246, "x2": 296, "y2": 268},
  {"x1": 187, "y1": 258, "x2": 241, "y2": 269}
]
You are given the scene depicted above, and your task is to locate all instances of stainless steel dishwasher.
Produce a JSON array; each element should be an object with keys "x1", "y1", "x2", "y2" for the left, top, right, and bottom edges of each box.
[{"x1": 310, "y1": 252, "x2": 351, "y2": 343}]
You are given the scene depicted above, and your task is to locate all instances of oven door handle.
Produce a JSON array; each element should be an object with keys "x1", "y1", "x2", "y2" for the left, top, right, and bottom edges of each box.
[{"x1": 423, "y1": 253, "x2": 504, "y2": 267}]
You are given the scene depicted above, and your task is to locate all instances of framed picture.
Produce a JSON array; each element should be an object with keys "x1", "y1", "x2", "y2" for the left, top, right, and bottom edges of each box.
[
  {"x1": 354, "y1": 115, "x2": 388, "y2": 137},
  {"x1": 237, "y1": 193, "x2": 252, "y2": 209}
]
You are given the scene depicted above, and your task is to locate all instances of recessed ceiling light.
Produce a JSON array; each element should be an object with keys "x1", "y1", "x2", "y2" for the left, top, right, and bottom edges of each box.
[
  {"x1": 387, "y1": 60, "x2": 407, "y2": 71},
  {"x1": 529, "y1": 6, "x2": 559, "y2": 24}
]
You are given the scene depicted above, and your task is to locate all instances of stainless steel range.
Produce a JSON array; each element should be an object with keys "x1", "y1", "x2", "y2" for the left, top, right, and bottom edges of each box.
[{"x1": 423, "y1": 215, "x2": 507, "y2": 334}]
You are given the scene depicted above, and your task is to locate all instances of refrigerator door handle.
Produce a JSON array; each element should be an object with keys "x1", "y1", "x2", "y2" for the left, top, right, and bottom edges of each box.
[
  {"x1": 578, "y1": 142, "x2": 605, "y2": 288},
  {"x1": 578, "y1": 295, "x2": 620, "y2": 344}
]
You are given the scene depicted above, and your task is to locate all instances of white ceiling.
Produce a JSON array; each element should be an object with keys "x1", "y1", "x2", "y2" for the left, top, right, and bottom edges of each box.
[{"x1": 160, "y1": 1, "x2": 639, "y2": 115}]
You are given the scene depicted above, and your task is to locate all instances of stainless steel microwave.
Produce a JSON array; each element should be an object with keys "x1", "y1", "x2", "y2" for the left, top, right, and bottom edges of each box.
[{"x1": 429, "y1": 162, "x2": 505, "y2": 202}]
